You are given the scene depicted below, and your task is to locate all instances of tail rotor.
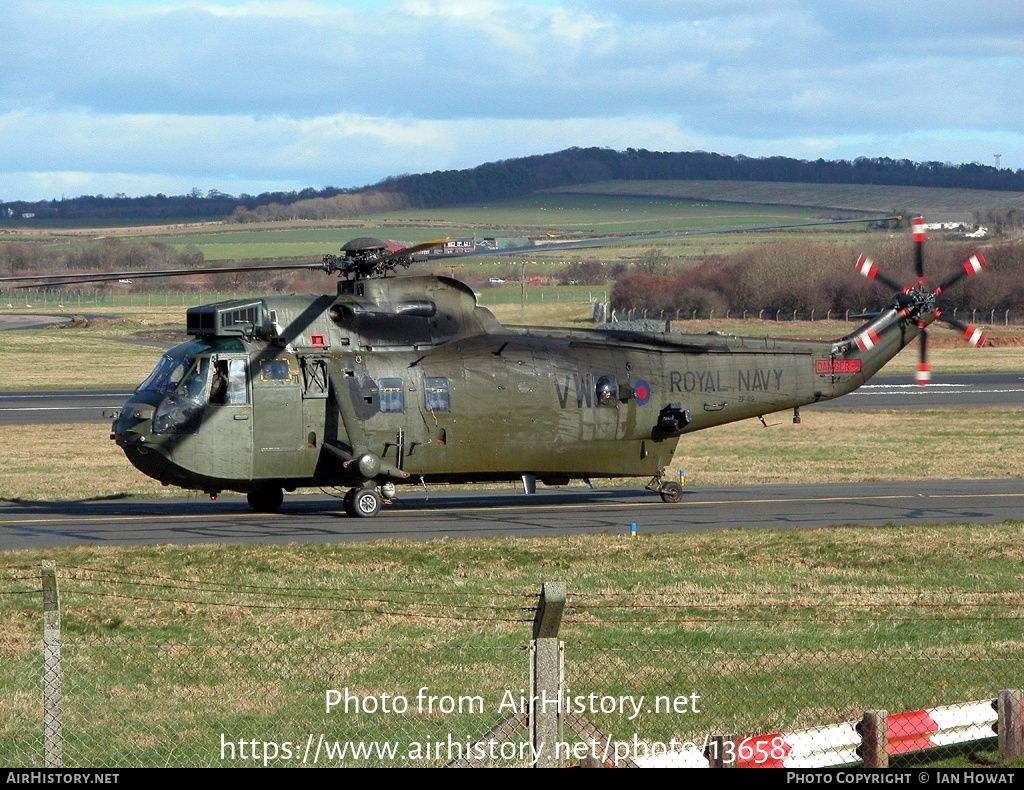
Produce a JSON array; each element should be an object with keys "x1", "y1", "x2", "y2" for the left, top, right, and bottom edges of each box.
[{"x1": 855, "y1": 216, "x2": 987, "y2": 385}]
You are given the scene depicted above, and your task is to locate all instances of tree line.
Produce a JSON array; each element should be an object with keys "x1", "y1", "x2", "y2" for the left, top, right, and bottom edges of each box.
[{"x1": 609, "y1": 239, "x2": 1024, "y2": 316}]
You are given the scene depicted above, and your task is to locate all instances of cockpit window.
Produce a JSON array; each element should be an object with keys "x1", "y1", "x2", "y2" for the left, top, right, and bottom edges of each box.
[
  {"x1": 177, "y1": 357, "x2": 211, "y2": 403},
  {"x1": 151, "y1": 357, "x2": 210, "y2": 435},
  {"x1": 137, "y1": 354, "x2": 195, "y2": 394}
]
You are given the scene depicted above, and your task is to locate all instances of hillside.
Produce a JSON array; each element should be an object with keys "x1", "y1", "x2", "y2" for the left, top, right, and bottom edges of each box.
[
  {"x1": 7, "y1": 147, "x2": 1024, "y2": 225},
  {"x1": 552, "y1": 180, "x2": 1024, "y2": 223}
]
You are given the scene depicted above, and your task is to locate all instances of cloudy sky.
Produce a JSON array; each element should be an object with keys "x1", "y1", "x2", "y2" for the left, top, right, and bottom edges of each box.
[{"x1": 2, "y1": 0, "x2": 1023, "y2": 201}]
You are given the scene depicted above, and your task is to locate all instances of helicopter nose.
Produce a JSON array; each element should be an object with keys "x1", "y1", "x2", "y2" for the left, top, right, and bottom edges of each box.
[{"x1": 111, "y1": 399, "x2": 157, "y2": 447}]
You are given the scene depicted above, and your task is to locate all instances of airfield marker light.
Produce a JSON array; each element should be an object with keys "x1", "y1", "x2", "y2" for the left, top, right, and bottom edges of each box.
[
  {"x1": 630, "y1": 523, "x2": 637, "y2": 539},
  {"x1": 679, "y1": 469, "x2": 686, "y2": 486}
]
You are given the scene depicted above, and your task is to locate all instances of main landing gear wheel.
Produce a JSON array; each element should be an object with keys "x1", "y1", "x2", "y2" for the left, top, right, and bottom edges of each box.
[
  {"x1": 247, "y1": 485, "x2": 284, "y2": 513},
  {"x1": 659, "y1": 481, "x2": 683, "y2": 504},
  {"x1": 346, "y1": 487, "x2": 381, "y2": 518}
]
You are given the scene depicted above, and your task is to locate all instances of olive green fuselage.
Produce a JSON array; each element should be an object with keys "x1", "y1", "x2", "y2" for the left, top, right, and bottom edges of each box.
[{"x1": 111, "y1": 275, "x2": 922, "y2": 496}]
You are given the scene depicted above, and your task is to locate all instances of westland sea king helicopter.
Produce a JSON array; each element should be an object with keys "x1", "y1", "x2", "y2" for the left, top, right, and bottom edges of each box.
[{"x1": 3, "y1": 215, "x2": 989, "y2": 517}]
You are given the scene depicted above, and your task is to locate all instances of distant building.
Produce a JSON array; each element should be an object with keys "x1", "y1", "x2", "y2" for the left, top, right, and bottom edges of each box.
[{"x1": 427, "y1": 238, "x2": 477, "y2": 255}]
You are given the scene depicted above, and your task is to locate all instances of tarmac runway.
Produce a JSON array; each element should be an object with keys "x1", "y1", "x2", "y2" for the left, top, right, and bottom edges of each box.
[{"x1": 1, "y1": 478, "x2": 1021, "y2": 550}]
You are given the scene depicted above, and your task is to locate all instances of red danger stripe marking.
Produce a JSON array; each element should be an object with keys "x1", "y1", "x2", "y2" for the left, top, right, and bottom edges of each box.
[{"x1": 855, "y1": 329, "x2": 880, "y2": 351}]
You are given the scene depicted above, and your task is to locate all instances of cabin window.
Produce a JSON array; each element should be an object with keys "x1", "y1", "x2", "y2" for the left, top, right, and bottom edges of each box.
[
  {"x1": 379, "y1": 378, "x2": 405, "y2": 413},
  {"x1": 210, "y1": 358, "x2": 249, "y2": 405},
  {"x1": 424, "y1": 377, "x2": 450, "y2": 413},
  {"x1": 595, "y1": 375, "x2": 618, "y2": 407},
  {"x1": 259, "y1": 358, "x2": 292, "y2": 382}
]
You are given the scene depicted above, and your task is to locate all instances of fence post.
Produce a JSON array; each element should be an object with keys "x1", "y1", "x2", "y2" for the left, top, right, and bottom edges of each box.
[
  {"x1": 997, "y1": 689, "x2": 1023, "y2": 762},
  {"x1": 707, "y1": 734, "x2": 737, "y2": 767},
  {"x1": 531, "y1": 581, "x2": 566, "y2": 768},
  {"x1": 857, "y1": 710, "x2": 888, "y2": 768},
  {"x1": 42, "y1": 561, "x2": 63, "y2": 768}
]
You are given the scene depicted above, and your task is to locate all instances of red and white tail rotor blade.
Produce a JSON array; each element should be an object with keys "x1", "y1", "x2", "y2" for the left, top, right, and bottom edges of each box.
[
  {"x1": 936, "y1": 313, "x2": 987, "y2": 347},
  {"x1": 915, "y1": 321, "x2": 931, "y2": 385},
  {"x1": 912, "y1": 216, "x2": 926, "y2": 285},
  {"x1": 935, "y1": 253, "x2": 986, "y2": 295},
  {"x1": 855, "y1": 254, "x2": 904, "y2": 292}
]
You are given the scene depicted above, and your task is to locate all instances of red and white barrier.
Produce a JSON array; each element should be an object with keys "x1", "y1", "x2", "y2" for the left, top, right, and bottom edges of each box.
[{"x1": 631, "y1": 699, "x2": 997, "y2": 768}]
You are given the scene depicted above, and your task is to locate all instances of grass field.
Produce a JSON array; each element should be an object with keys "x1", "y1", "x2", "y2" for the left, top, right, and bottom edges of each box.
[
  {"x1": 2, "y1": 523, "x2": 1023, "y2": 767},
  {"x1": 2, "y1": 190, "x2": 894, "y2": 266},
  {"x1": 554, "y1": 179, "x2": 1024, "y2": 221}
]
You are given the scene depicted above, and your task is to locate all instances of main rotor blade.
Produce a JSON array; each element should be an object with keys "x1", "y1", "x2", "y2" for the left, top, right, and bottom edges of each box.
[
  {"x1": 0, "y1": 261, "x2": 329, "y2": 289},
  {"x1": 382, "y1": 238, "x2": 452, "y2": 260},
  {"x1": 438, "y1": 215, "x2": 901, "y2": 260}
]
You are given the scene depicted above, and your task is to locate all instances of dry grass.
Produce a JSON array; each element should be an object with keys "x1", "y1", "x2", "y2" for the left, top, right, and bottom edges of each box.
[
  {"x1": 673, "y1": 407, "x2": 1024, "y2": 486},
  {"x1": 0, "y1": 423, "x2": 172, "y2": 500}
]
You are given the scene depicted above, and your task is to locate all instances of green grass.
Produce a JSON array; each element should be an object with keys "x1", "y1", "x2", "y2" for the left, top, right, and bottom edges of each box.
[
  {"x1": 2, "y1": 527, "x2": 1023, "y2": 767},
  {"x1": 56, "y1": 193, "x2": 862, "y2": 263}
]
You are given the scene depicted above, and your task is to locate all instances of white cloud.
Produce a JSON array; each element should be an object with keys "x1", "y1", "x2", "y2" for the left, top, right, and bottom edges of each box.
[{"x1": 1, "y1": 0, "x2": 1023, "y2": 200}]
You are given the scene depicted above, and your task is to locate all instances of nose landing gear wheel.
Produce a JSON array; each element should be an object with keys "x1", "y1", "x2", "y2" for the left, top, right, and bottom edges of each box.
[
  {"x1": 346, "y1": 487, "x2": 381, "y2": 518},
  {"x1": 659, "y1": 481, "x2": 683, "y2": 504}
]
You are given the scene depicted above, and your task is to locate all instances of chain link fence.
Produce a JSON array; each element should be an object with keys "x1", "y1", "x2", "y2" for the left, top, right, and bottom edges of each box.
[{"x1": 2, "y1": 567, "x2": 1022, "y2": 768}]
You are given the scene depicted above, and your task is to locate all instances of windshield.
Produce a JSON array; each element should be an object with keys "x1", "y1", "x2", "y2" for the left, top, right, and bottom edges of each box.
[
  {"x1": 138, "y1": 354, "x2": 194, "y2": 394},
  {"x1": 150, "y1": 357, "x2": 211, "y2": 435}
]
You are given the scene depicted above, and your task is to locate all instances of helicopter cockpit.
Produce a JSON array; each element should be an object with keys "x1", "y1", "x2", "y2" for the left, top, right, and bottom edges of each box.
[{"x1": 132, "y1": 340, "x2": 248, "y2": 436}]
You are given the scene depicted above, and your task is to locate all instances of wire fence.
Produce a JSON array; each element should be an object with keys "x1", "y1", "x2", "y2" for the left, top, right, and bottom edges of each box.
[
  {"x1": 0, "y1": 290, "x2": 264, "y2": 310},
  {"x1": 2, "y1": 565, "x2": 1022, "y2": 768},
  {"x1": 610, "y1": 307, "x2": 1024, "y2": 326}
]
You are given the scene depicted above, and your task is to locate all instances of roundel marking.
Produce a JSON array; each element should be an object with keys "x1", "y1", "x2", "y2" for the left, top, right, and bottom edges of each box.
[{"x1": 633, "y1": 380, "x2": 651, "y2": 406}]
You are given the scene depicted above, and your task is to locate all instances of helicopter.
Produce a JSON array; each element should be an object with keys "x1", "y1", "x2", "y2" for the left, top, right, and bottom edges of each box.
[{"x1": 1, "y1": 215, "x2": 988, "y2": 517}]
